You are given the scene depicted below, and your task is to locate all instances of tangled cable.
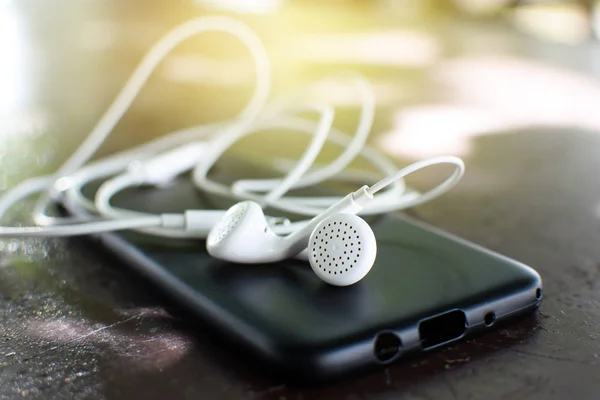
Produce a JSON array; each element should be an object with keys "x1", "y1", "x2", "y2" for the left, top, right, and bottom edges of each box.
[{"x1": 0, "y1": 16, "x2": 465, "y2": 240}]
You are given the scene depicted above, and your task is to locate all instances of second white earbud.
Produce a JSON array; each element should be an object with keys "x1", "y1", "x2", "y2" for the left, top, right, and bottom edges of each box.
[
  {"x1": 308, "y1": 213, "x2": 377, "y2": 286},
  {"x1": 205, "y1": 191, "x2": 377, "y2": 286},
  {"x1": 206, "y1": 187, "x2": 371, "y2": 264}
]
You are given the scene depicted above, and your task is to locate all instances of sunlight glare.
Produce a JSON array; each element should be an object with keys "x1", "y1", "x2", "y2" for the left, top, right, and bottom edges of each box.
[
  {"x1": 512, "y1": 3, "x2": 589, "y2": 44},
  {"x1": 435, "y1": 55, "x2": 600, "y2": 131},
  {"x1": 0, "y1": 6, "x2": 26, "y2": 113},
  {"x1": 378, "y1": 55, "x2": 600, "y2": 159},
  {"x1": 160, "y1": 54, "x2": 254, "y2": 86},
  {"x1": 194, "y1": 0, "x2": 282, "y2": 13},
  {"x1": 378, "y1": 105, "x2": 507, "y2": 158},
  {"x1": 287, "y1": 30, "x2": 439, "y2": 67}
]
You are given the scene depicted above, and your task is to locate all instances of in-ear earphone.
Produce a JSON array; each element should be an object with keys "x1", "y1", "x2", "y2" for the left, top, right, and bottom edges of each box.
[
  {"x1": 207, "y1": 201, "x2": 376, "y2": 287},
  {"x1": 206, "y1": 155, "x2": 465, "y2": 286},
  {"x1": 308, "y1": 213, "x2": 377, "y2": 286},
  {"x1": 206, "y1": 185, "x2": 370, "y2": 263}
]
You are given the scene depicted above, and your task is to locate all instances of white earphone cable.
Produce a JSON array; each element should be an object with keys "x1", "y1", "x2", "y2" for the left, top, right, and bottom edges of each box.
[
  {"x1": 64, "y1": 115, "x2": 407, "y2": 236},
  {"x1": 0, "y1": 16, "x2": 271, "y2": 237},
  {"x1": 363, "y1": 155, "x2": 465, "y2": 213},
  {"x1": 86, "y1": 102, "x2": 335, "y2": 237},
  {"x1": 190, "y1": 74, "x2": 412, "y2": 216},
  {"x1": 0, "y1": 15, "x2": 466, "y2": 240},
  {"x1": 232, "y1": 72, "x2": 379, "y2": 205},
  {"x1": 0, "y1": 217, "x2": 162, "y2": 237},
  {"x1": 51, "y1": 16, "x2": 270, "y2": 186},
  {"x1": 33, "y1": 122, "x2": 223, "y2": 225}
]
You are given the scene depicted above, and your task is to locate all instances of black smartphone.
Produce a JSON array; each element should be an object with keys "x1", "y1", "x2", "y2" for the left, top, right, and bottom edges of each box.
[{"x1": 59, "y1": 158, "x2": 542, "y2": 384}]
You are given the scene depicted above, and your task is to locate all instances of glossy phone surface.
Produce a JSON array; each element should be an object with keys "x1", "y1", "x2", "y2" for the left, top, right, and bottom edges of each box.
[{"x1": 60, "y1": 163, "x2": 542, "y2": 384}]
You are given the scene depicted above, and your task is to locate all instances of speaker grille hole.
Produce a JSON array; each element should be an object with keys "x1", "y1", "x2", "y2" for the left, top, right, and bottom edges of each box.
[
  {"x1": 484, "y1": 312, "x2": 496, "y2": 326},
  {"x1": 374, "y1": 332, "x2": 401, "y2": 363},
  {"x1": 312, "y1": 220, "x2": 360, "y2": 275},
  {"x1": 212, "y1": 203, "x2": 247, "y2": 243}
]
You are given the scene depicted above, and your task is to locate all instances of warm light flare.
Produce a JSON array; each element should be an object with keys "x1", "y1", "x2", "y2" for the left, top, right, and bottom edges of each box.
[
  {"x1": 160, "y1": 54, "x2": 254, "y2": 86},
  {"x1": 378, "y1": 105, "x2": 503, "y2": 158},
  {"x1": 23, "y1": 308, "x2": 193, "y2": 372},
  {"x1": 512, "y1": 3, "x2": 590, "y2": 44},
  {"x1": 379, "y1": 55, "x2": 600, "y2": 159},
  {"x1": 434, "y1": 55, "x2": 600, "y2": 131},
  {"x1": 0, "y1": 5, "x2": 26, "y2": 113},
  {"x1": 286, "y1": 30, "x2": 440, "y2": 67},
  {"x1": 194, "y1": 0, "x2": 283, "y2": 13}
]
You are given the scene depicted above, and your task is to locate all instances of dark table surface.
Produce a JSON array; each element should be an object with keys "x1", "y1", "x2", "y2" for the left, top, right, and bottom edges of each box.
[{"x1": 2, "y1": 1, "x2": 600, "y2": 399}]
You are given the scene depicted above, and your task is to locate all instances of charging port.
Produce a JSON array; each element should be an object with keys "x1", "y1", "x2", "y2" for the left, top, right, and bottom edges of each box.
[
  {"x1": 419, "y1": 310, "x2": 466, "y2": 350},
  {"x1": 374, "y1": 332, "x2": 401, "y2": 363}
]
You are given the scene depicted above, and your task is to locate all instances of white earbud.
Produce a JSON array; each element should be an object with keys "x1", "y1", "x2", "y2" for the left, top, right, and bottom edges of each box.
[
  {"x1": 206, "y1": 200, "x2": 376, "y2": 286},
  {"x1": 207, "y1": 201, "x2": 282, "y2": 262},
  {"x1": 308, "y1": 213, "x2": 376, "y2": 286},
  {"x1": 206, "y1": 187, "x2": 371, "y2": 262},
  {"x1": 206, "y1": 186, "x2": 376, "y2": 285}
]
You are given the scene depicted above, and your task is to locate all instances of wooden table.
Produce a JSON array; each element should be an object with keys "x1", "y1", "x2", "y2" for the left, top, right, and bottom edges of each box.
[{"x1": 1, "y1": 1, "x2": 600, "y2": 399}]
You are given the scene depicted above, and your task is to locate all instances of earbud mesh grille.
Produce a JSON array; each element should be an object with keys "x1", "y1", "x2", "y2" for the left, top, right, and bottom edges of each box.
[
  {"x1": 212, "y1": 203, "x2": 247, "y2": 243},
  {"x1": 311, "y1": 220, "x2": 362, "y2": 276}
]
